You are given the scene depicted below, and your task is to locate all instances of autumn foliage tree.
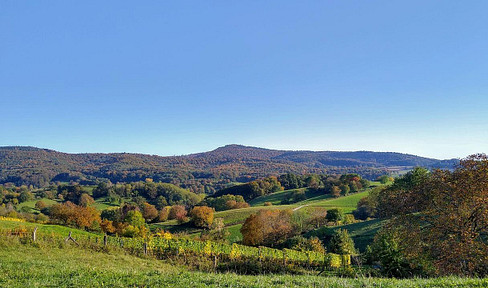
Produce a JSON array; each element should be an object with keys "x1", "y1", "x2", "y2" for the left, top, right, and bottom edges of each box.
[
  {"x1": 156, "y1": 206, "x2": 170, "y2": 222},
  {"x1": 374, "y1": 155, "x2": 488, "y2": 276},
  {"x1": 241, "y1": 209, "x2": 296, "y2": 247},
  {"x1": 141, "y1": 202, "x2": 158, "y2": 222},
  {"x1": 35, "y1": 200, "x2": 47, "y2": 210},
  {"x1": 169, "y1": 205, "x2": 188, "y2": 224},
  {"x1": 79, "y1": 193, "x2": 95, "y2": 207},
  {"x1": 50, "y1": 202, "x2": 101, "y2": 231},
  {"x1": 100, "y1": 219, "x2": 116, "y2": 234},
  {"x1": 190, "y1": 206, "x2": 214, "y2": 228}
]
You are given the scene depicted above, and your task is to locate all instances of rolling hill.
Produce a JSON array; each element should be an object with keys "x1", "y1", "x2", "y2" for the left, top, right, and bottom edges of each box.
[{"x1": 0, "y1": 145, "x2": 457, "y2": 188}]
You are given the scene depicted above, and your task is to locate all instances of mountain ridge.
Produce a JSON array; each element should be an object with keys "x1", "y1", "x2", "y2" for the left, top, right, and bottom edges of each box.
[{"x1": 0, "y1": 145, "x2": 458, "y2": 190}]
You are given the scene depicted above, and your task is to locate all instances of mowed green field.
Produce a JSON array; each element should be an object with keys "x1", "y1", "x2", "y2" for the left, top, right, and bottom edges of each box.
[
  {"x1": 0, "y1": 235, "x2": 486, "y2": 287},
  {"x1": 93, "y1": 197, "x2": 121, "y2": 211},
  {"x1": 304, "y1": 190, "x2": 369, "y2": 213}
]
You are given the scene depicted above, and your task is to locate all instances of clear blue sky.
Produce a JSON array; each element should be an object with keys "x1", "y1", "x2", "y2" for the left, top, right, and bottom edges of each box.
[{"x1": 1, "y1": 1, "x2": 487, "y2": 159}]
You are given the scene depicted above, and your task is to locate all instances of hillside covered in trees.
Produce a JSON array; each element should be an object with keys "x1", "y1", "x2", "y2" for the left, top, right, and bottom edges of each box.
[{"x1": 0, "y1": 145, "x2": 457, "y2": 191}]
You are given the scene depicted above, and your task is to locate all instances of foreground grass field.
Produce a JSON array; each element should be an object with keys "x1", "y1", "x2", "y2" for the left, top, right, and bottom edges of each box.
[{"x1": 1, "y1": 238, "x2": 487, "y2": 287}]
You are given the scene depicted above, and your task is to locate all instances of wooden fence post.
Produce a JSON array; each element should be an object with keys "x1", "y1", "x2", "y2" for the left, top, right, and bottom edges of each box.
[
  {"x1": 258, "y1": 246, "x2": 262, "y2": 265},
  {"x1": 214, "y1": 254, "x2": 218, "y2": 270},
  {"x1": 143, "y1": 242, "x2": 148, "y2": 256},
  {"x1": 65, "y1": 231, "x2": 79, "y2": 246},
  {"x1": 282, "y1": 249, "x2": 286, "y2": 266},
  {"x1": 32, "y1": 227, "x2": 37, "y2": 242},
  {"x1": 103, "y1": 234, "x2": 107, "y2": 247}
]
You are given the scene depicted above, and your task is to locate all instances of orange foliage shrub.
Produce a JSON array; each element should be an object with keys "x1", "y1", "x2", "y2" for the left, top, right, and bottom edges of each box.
[{"x1": 190, "y1": 206, "x2": 214, "y2": 228}]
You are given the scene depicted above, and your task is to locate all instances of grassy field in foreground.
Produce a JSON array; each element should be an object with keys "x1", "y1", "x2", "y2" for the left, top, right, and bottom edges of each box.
[{"x1": 1, "y1": 238, "x2": 487, "y2": 287}]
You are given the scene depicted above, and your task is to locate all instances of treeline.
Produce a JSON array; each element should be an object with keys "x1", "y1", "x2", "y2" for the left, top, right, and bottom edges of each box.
[
  {"x1": 213, "y1": 173, "x2": 370, "y2": 201},
  {"x1": 213, "y1": 177, "x2": 284, "y2": 201},
  {"x1": 90, "y1": 181, "x2": 204, "y2": 208},
  {"x1": 1, "y1": 145, "x2": 455, "y2": 189}
]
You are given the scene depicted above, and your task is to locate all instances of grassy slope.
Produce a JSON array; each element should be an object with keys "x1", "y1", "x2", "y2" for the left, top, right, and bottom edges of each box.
[
  {"x1": 152, "y1": 188, "x2": 373, "y2": 241},
  {"x1": 93, "y1": 197, "x2": 120, "y2": 211},
  {"x1": 216, "y1": 190, "x2": 370, "y2": 226},
  {"x1": 305, "y1": 219, "x2": 386, "y2": 252},
  {"x1": 17, "y1": 198, "x2": 58, "y2": 212},
  {"x1": 305, "y1": 191, "x2": 369, "y2": 213},
  {"x1": 0, "y1": 237, "x2": 486, "y2": 287},
  {"x1": 249, "y1": 188, "x2": 303, "y2": 206}
]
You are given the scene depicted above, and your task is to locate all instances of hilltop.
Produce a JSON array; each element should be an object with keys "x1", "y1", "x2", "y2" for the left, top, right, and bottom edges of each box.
[{"x1": 0, "y1": 145, "x2": 457, "y2": 188}]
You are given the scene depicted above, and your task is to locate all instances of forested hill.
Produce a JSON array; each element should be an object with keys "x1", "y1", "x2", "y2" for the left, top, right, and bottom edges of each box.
[{"x1": 0, "y1": 145, "x2": 458, "y2": 189}]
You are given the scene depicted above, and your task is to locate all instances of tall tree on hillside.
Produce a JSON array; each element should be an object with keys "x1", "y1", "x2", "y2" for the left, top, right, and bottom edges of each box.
[{"x1": 375, "y1": 155, "x2": 488, "y2": 276}]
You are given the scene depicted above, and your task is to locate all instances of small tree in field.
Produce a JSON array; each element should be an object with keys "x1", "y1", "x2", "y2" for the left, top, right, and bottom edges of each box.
[
  {"x1": 169, "y1": 205, "x2": 188, "y2": 224},
  {"x1": 190, "y1": 206, "x2": 214, "y2": 228},
  {"x1": 142, "y1": 202, "x2": 158, "y2": 222},
  {"x1": 331, "y1": 185, "x2": 341, "y2": 198},
  {"x1": 35, "y1": 200, "x2": 47, "y2": 210},
  {"x1": 157, "y1": 207, "x2": 170, "y2": 222},
  {"x1": 78, "y1": 193, "x2": 95, "y2": 207}
]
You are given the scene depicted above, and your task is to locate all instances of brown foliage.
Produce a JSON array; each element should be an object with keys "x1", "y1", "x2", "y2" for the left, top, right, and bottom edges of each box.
[
  {"x1": 225, "y1": 200, "x2": 250, "y2": 210},
  {"x1": 306, "y1": 207, "x2": 328, "y2": 229},
  {"x1": 169, "y1": 205, "x2": 187, "y2": 224},
  {"x1": 381, "y1": 155, "x2": 488, "y2": 276},
  {"x1": 78, "y1": 193, "x2": 95, "y2": 207},
  {"x1": 142, "y1": 202, "x2": 158, "y2": 222},
  {"x1": 157, "y1": 207, "x2": 170, "y2": 222},
  {"x1": 331, "y1": 185, "x2": 341, "y2": 198},
  {"x1": 35, "y1": 200, "x2": 47, "y2": 210},
  {"x1": 50, "y1": 202, "x2": 101, "y2": 230},
  {"x1": 240, "y1": 209, "x2": 296, "y2": 247}
]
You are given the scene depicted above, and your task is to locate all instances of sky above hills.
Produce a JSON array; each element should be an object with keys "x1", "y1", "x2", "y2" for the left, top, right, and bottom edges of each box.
[{"x1": 1, "y1": 1, "x2": 487, "y2": 159}]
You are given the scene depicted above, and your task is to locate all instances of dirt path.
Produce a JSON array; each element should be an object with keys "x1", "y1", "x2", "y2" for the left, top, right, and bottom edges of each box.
[{"x1": 292, "y1": 204, "x2": 310, "y2": 211}]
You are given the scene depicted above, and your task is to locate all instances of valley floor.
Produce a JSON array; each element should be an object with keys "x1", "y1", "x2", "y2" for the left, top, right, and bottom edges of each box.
[{"x1": 1, "y1": 239, "x2": 487, "y2": 287}]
